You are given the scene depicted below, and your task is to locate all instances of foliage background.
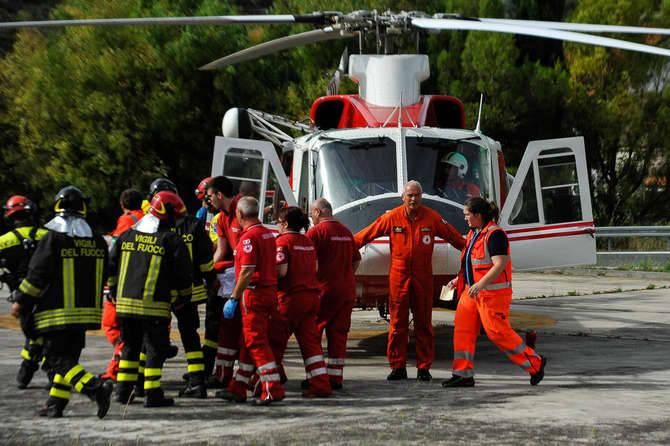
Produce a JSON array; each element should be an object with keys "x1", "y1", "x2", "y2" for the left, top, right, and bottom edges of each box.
[{"x1": 0, "y1": 0, "x2": 668, "y2": 232}]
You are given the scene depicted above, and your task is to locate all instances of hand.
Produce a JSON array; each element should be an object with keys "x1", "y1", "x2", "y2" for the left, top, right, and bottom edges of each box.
[
  {"x1": 11, "y1": 302, "x2": 21, "y2": 319},
  {"x1": 468, "y1": 283, "x2": 482, "y2": 298},
  {"x1": 223, "y1": 298, "x2": 238, "y2": 319},
  {"x1": 447, "y1": 278, "x2": 457, "y2": 290}
]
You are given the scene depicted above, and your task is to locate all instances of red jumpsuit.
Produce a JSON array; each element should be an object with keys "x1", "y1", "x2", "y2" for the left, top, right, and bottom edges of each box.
[
  {"x1": 214, "y1": 204, "x2": 242, "y2": 385},
  {"x1": 272, "y1": 231, "x2": 331, "y2": 396},
  {"x1": 305, "y1": 219, "x2": 360, "y2": 387},
  {"x1": 101, "y1": 209, "x2": 145, "y2": 379},
  {"x1": 453, "y1": 222, "x2": 543, "y2": 378},
  {"x1": 355, "y1": 205, "x2": 465, "y2": 370},
  {"x1": 227, "y1": 222, "x2": 285, "y2": 402}
]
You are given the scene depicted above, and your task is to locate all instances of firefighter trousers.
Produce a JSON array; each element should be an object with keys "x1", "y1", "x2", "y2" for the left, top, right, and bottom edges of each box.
[
  {"x1": 316, "y1": 294, "x2": 354, "y2": 386},
  {"x1": 228, "y1": 289, "x2": 285, "y2": 402},
  {"x1": 173, "y1": 302, "x2": 205, "y2": 385},
  {"x1": 202, "y1": 293, "x2": 223, "y2": 376},
  {"x1": 452, "y1": 287, "x2": 542, "y2": 377},
  {"x1": 272, "y1": 291, "x2": 331, "y2": 395},
  {"x1": 388, "y1": 272, "x2": 434, "y2": 370}
]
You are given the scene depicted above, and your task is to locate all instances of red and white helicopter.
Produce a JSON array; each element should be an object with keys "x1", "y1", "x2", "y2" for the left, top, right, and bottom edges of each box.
[{"x1": 4, "y1": 10, "x2": 670, "y2": 310}]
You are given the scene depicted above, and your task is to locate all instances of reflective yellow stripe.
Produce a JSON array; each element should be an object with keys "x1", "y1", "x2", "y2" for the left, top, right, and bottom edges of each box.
[
  {"x1": 117, "y1": 251, "x2": 131, "y2": 298},
  {"x1": 117, "y1": 373, "x2": 138, "y2": 382},
  {"x1": 203, "y1": 339, "x2": 218, "y2": 349},
  {"x1": 95, "y1": 258, "x2": 104, "y2": 308},
  {"x1": 143, "y1": 255, "x2": 162, "y2": 302},
  {"x1": 53, "y1": 374, "x2": 68, "y2": 385},
  {"x1": 64, "y1": 365, "x2": 84, "y2": 383},
  {"x1": 19, "y1": 279, "x2": 41, "y2": 297},
  {"x1": 178, "y1": 287, "x2": 191, "y2": 297},
  {"x1": 186, "y1": 351, "x2": 203, "y2": 360},
  {"x1": 21, "y1": 349, "x2": 31, "y2": 360},
  {"x1": 139, "y1": 352, "x2": 147, "y2": 361},
  {"x1": 191, "y1": 285, "x2": 207, "y2": 302},
  {"x1": 29, "y1": 337, "x2": 44, "y2": 346},
  {"x1": 187, "y1": 242, "x2": 193, "y2": 262},
  {"x1": 119, "y1": 360, "x2": 139, "y2": 368},
  {"x1": 33, "y1": 308, "x2": 102, "y2": 330},
  {"x1": 144, "y1": 368, "x2": 162, "y2": 377},
  {"x1": 188, "y1": 363, "x2": 205, "y2": 373},
  {"x1": 62, "y1": 258, "x2": 75, "y2": 309},
  {"x1": 50, "y1": 387, "x2": 71, "y2": 400},
  {"x1": 199, "y1": 260, "x2": 214, "y2": 273},
  {"x1": 74, "y1": 372, "x2": 94, "y2": 392},
  {"x1": 144, "y1": 380, "x2": 161, "y2": 389},
  {"x1": 116, "y1": 297, "x2": 171, "y2": 318}
]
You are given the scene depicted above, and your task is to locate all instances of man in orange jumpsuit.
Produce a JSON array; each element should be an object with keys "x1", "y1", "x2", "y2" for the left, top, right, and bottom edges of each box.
[{"x1": 355, "y1": 180, "x2": 465, "y2": 381}]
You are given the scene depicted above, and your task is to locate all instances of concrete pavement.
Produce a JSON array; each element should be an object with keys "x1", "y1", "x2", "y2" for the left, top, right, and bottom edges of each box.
[{"x1": 0, "y1": 269, "x2": 669, "y2": 445}]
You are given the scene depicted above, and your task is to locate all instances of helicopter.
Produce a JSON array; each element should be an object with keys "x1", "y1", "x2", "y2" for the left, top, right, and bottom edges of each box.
[{"x1": 2, "y1": 9, "x2": 669, "y2": 310}]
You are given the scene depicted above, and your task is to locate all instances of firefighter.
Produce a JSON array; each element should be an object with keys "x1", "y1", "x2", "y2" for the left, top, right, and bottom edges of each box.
[
  {"x1": 442, "y1": 197, "x2": 547, "y2": 388},
  {"x1": 100, "y1": 189, "x2": 146, "y2": 381},
  {"x1": 146, "y1": 178, "x2": 218, "y2": 398},
  {"x1": 355, "y1": 180, "x2": 466, "y2": 381},
  {"x1": 206, "y1": 176, "x2": 241, "y2": 387},
  {"x1": 10, "y1": 186, "x2": 113, "y2": 418},
  {"x1": 217, "y1": 196, "x2": 285, "y2": 405},
  {"x1": 305, "y1": 198, "x2": 360, "y2": 390},
  {"x1": 109, "y1": 191, "x2": 193, "y2": 407},
  {"x1": 1, "y1": 195, "x2": 49, "y2": 389},
  {"x1": 273, "y1": 206, "x2": 332, "y2": 398}
]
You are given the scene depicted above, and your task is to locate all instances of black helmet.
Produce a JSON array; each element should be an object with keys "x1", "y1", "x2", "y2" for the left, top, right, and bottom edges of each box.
[
  {"x1": 147, "y1": 178, "x2": 178, "y2": 200},
  {"x1": 54, "y1": 186, "x2": 90, "y2": 217}
]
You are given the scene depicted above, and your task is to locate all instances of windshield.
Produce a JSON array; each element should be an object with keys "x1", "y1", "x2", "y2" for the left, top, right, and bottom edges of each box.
[
  {"x1": 406, "y1": 137, "x2": 489, "y2": 204},
  {"x1": 315, "y1": 136, "x2": 397, "y2": 210}
]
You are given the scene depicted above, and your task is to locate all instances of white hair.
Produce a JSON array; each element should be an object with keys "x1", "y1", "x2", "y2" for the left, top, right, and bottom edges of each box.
[
  {"x1": 404, "y1": 180, "x2": 423, "y2": 194},
  {"x1": 237, "y1": 196, "x2": 259, "y2": 218}
]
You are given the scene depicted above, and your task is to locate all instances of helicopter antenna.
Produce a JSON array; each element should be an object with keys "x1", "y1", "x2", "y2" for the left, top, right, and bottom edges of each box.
[{"x1": 475, "y1": 93, "x2": 484, "y2": 133}]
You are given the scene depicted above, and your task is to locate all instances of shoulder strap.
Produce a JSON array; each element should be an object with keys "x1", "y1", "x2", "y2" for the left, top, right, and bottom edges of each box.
[
  {"x1": 129, "y1": 213, "x2": 139, "y2": 223},
  {"x1": 11, "y1": 229, "x2": 25, "y2": 244},
  {"x1": 29, "y1": 226, "x2": 38, "y2": 240}
]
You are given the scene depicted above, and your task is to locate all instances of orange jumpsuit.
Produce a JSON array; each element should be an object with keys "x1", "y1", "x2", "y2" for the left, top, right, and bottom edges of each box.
[
  {"x1": 453, "y1": 222, "x2": 542, "y2": 378},
  {"x1": 355, "y1": 205, "x2": 465, "y2": 370}
]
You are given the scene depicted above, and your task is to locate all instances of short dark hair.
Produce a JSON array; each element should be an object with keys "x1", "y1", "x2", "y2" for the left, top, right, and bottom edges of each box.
[
  {"x1": 278, "y1": 206, "x2": 310, "y2": 232},
  {"x1": 120, "y1": 189, "x2": 143, "y2": 210},
  {"x1": 207, "y1": 176, "x2": 234, "y2": 198}
]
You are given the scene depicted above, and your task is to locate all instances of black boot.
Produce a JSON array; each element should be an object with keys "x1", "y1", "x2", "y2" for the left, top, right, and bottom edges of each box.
[
  {"x1": 95, "y1": 380, "x2": 114, "y2": 419},
  {"x1": 530, "y1": 356, "x2": 548, "y2": 386},
  {"x1": 166, "y1": 344, "x2": 179, "y2": 359},
  {"x1": 441, "y1": 375, "x2": 475, "y2": 388},
  {"x1": 17, "y1": 360, "x2": 39, "y2": 389},
  {"x1": 145, "y1": 388, "x2": 174, "y2": 408},
  {"x1": 387, "y1": 368, "x2": 408, "y2": 381},
  {"x1": 202, "y1": 346, "x2": 216, "y2": 377},
  {"x1": 116, "y1": 383, "x2": 135, "y2": 404},
  {"x1": 37, "y1": 397, "x2": 67, "y2": 418},
  {"x1": 417, "y1": 369, "x2": 432, "y2": 382}
]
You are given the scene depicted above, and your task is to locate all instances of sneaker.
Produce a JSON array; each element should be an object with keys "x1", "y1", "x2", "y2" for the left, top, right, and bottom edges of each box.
[
  {"x1": 417, "y1": 369, "x2": 432, "y2": 382},
  {"x1": 530, "y1": 356, "x2": 548, "y2": 386},
  {"x1": 215, "y1": 389, "x2": 246, "y2": 403},
  {"x1": 441, "y1": 375, "x2": 475, "y2": 388},
  {"x1": 178, "y1": 383, "x2": 207, "y2": 399},
  {"x1": 387, "y1": 368, "x2": 408, "y2": 381},
  {"x1": 95, "y1": 380, "x2": 114, "y2": 419},
  {"x1": 17, "y1": 361, "x2": 39, "y2": 389}
]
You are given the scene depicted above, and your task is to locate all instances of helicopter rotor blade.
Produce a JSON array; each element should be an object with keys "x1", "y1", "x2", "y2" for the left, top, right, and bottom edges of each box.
[
  {"x1": 412, "y1": 18, "x2": 670, "y2": 57},
  {"x1": 479, "y1": 18, "x2": 670, "y2": 35},
  {"x1": 199, "y1": 26, "x2": 356, "y2": 70},
  {"x1": 0, "y1": 14, "x2": 330, "y2": 30}
]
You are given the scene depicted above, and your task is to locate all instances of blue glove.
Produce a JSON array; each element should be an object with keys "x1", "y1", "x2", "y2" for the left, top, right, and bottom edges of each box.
[{"x1": 223, "y1": 298, "x2": 238, "y2": 319}]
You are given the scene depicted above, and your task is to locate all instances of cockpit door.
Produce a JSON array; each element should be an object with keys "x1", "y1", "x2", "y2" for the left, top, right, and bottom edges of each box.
[
  {"x1": 499, "y1": 137, "x2": 596, "y2": 270},
  {"x1": 211, "y1": 136, "x2": 297, "y2": 223}
]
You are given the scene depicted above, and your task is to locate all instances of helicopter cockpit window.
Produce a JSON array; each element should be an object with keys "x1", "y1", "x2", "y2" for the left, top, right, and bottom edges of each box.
[
  {"x1": 314, "y1": 136, "x2": 396, "y2": 209},
  {"x1": 405, "y1": 138, "x2": 489, "y2": 204}
]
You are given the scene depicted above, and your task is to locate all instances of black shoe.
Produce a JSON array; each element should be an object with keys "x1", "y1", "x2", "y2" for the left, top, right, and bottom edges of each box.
[
  {"x1": 530, "y1": 356, "x2": 548, "y2": 386},
  {"x1": 166, "y1": 344, "x2": 179, "y2": 359},
  {"x1": 17, "y1": 361, "x2": 39, "y2": 389},
  {"x1": 441, "y1": 375, "x2": 475, "y2": 388},
  {"x1": 144, "y1": 389, "x2": 174, "y2": 408},
  {"x1": 330, "y1": 382, "x2": 343, "y2": 391},
  {"x1": 95, "y1": 380, "x2": 114, "y2": 419},
  {"x1": 37, "y1": 404, "x2": 63, "y2": 418},
  {"x1": 387, "y1": 368, "x2": 408, "y2": 381},
  {"x1": 215, "y1": 389, "x2": 246, "y2": 403},
  {"x1": 179, "y1": 383, "x2": 207, "y2": 398},
  {"x1": 206, "y1": 375, "x2": 226, "y2": 389},
  {"x1": 417, "y1": 369, "x2": 432, "y2": 382},
  {"x1": 300, "y1": 379, "x2": 310, "y2": 390},
  {"x1": 116, "y1": 390, "x2": 135, "y2": 405},
  {"x1": 182, "y1": 372, "x2": 190, "y2": 382}
]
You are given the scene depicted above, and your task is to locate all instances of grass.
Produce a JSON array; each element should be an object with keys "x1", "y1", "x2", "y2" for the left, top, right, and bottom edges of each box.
[{"x1": 614, "y1": 260, "x2": 670, "y2": 272}]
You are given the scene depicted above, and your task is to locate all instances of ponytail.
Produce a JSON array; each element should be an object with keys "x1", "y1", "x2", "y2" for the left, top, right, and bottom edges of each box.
[{"x1": 464, "y1": 197, "x2": 499, "y2": 224}]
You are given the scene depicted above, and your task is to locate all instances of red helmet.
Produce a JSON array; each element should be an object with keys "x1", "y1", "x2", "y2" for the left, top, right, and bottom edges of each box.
[
  {"x1": 195, "y1": 177, "x2": 213, "y2": 200},
  {"x1": 148, "y1": 191, "x2": 187, "y2": 220},
  {"x1": 3, "y1": 195, "x2": 35, "y2": 219}
]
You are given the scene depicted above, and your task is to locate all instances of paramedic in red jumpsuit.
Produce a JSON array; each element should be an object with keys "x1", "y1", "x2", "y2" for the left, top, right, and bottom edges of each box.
[{"x1": 355, "y1": 181, "x2": 465, "y2": 381}]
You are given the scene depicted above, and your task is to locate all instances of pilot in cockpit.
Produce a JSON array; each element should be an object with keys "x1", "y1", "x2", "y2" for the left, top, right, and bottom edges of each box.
[{"x1": 435, "y1": 152, "x2": 481, "y2": 203}]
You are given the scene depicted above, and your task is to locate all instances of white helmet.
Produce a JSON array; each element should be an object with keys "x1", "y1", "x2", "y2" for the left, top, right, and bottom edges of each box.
[{"x1": 441, "y1": 152, "x2": 468, "y2": 179}]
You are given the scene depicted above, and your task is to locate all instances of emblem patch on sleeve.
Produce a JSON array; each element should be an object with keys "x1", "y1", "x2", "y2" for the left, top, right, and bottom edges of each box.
[{"x1": 393, "y1": 226, "x2": 404, "y2": 233}]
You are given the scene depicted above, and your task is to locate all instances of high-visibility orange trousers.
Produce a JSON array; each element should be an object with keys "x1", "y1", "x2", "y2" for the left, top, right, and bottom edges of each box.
[
  {"x1": 101, "y1": 299, "x2": 123, "y2": 379},
  {"x1": 387, "y1": 272, "x2": 434, "y2": 370},
  {"x1": 452, "y1": 287, "x2": 542, "y2": 378},
  {"x1": 316, "y1": 294, "x2": 354, "y2": 386},
  {"x1": 272, "y1": 291, "x2": 332, "y2": 395}
]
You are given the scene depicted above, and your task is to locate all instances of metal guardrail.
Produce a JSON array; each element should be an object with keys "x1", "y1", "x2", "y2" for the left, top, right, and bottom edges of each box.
[{"x1": 596, "y1": 226, "x2": 670, "y2": 251}]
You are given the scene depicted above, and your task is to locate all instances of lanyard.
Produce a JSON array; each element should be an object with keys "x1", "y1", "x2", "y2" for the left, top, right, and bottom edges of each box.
[{"x1": 464, "y1": 230, "x2": 481, "y2": 286}]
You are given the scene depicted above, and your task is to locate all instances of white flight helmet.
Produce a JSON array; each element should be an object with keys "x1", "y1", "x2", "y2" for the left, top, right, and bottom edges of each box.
[{"x1": 441, "y1": 152, "x2": 468, "y2": 179}]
